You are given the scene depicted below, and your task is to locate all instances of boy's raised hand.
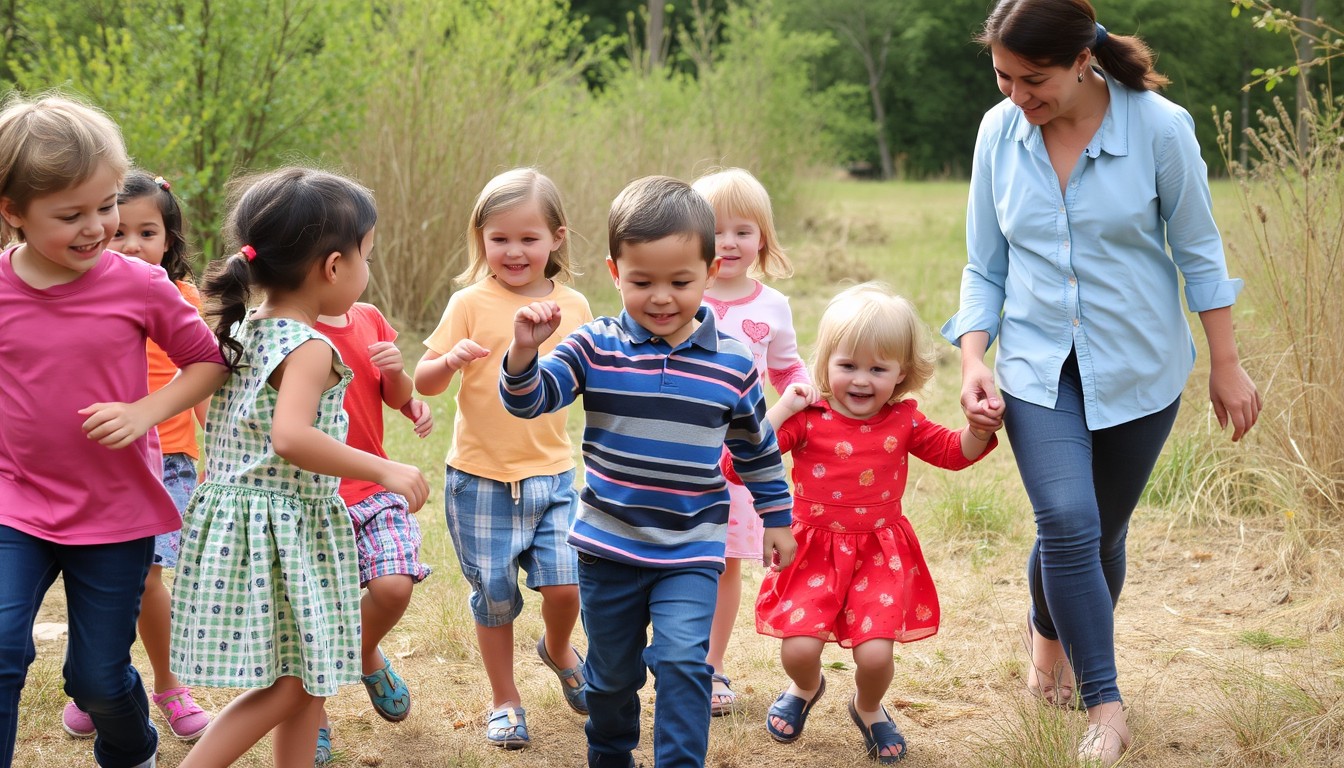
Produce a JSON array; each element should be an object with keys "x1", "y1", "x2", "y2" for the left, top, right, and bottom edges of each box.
[
  {"x1": 513, "y1": 301, "x2": 563, "y2": 351},
  {"x1": 368, "y1": 341, "x2": 406, "y2": 378}
]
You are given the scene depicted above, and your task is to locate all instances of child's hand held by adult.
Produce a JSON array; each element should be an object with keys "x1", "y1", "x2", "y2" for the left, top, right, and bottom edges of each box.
[{"x1": 79, "y1": 401, "x2": 153, "y2": 449}]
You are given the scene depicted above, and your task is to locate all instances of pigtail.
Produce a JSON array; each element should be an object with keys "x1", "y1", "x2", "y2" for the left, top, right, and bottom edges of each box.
[
  {"x1": 202, "y1": 252, "x2": 253, "y2": 370},
  {"x1": 1092, "y1": 32, "x2": 1169, "y2": 92}
]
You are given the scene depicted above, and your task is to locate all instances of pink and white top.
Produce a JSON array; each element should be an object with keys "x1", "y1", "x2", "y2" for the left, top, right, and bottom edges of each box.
[
  {"x1": 0, "y1": 248, "x2": 224, "y2": 544},
  {"x1": 703, "y1": 280, "x2": 808, "y2": 394}
]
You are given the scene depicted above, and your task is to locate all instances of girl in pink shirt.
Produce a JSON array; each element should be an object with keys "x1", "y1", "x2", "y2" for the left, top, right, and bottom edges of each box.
[
  {"x1": 0, "y1": 95, "x2": 227, "y2": 768},
  {"x1": 691, "y1": 168, "x2": 809, "y2": 716}
]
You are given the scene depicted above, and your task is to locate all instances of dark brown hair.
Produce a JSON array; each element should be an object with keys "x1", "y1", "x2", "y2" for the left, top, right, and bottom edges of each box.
[
  {"x1": 608, "y1": 175, "x2": 715, "y2": 266},
  {"x1": 119, "y1": 170, "x2": 193, "y2": 283},
  {"x1": 977, "y1": 0, "x2": 1170, "y2": 91}
]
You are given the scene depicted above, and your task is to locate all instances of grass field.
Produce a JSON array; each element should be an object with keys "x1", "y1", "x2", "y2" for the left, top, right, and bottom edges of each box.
[{"x1": 17, "y1": 177, "x2": 1343, "y2": 767}]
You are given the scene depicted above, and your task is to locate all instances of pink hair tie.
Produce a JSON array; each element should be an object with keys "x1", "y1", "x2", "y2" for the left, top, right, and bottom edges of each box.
[{"x1": 241, "y1": 245, "x2": 258, "y2": 262}]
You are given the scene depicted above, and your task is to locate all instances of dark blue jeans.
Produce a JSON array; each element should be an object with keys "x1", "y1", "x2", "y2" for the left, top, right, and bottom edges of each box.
[
  {"x1": 1003, "y1": 353, "x2": 1179, "y2": 709},
  {"x1": 0, "y1": 525, "x2": 156, "y2": 768},
  {"x1": 578, "y1": 554, "x2": 717, "y2": 768}
]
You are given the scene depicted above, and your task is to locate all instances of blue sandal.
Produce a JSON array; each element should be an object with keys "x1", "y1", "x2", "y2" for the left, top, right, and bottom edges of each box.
[
  {"x1": 848, "y1": 695, "x2": 907, "y2": 763},
  {"x1": 765, "y1": 676, "x2": 826, "y2": 743},
  {"x1": 362, "y1": 652, "x2": 411, "y2": 722},
  {"x1": 486, "y1": 706, "x2": 530, "y2": 749},
  {"x1": 314, "y1": 726, "x2": 332, "y2": 766},
  {"x1": 536, "y1": 636, "x2": 588, "y2": 715},
  {"x1": 710, "y1": 672, "x2": 738, "y2": 717}
]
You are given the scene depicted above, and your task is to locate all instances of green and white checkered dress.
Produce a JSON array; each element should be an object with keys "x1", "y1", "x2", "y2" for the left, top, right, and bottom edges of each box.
[{"x1": 170, "y1": 318, "x2": 361, "y2": 697}]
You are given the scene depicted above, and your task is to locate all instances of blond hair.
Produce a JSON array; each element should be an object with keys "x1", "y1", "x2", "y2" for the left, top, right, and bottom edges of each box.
[
  {"x1": 0, "y1": 93, "x2": 129, "y2": 244},
  {"x1": 456, "y1": 167, "x2": 575, "y2": 286},
  {"x1": 811, "y1": 282, "x2": 936, "y2": 402},
  {"x1": 691, "y1": 167, "x2": 792, "y2": 279}
]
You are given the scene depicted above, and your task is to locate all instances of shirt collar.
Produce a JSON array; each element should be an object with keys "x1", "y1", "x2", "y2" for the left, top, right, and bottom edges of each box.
[
  {"x1": 1012, "y1": 69, "x2": 1130, "y2": 158},
  {"x1": 617, "y1": 305, "x2": 719, "y2": 350}
]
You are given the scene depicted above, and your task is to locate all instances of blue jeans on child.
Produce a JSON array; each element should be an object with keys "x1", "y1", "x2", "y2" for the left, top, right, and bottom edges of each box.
[
  {"x1": 0, "y1": 526, "x2": 156, "y2": 768},
  {"x1": 1003, "y1": 351, "x2": 1179, "y2": 709},
  {"x1": 578, "y1": 554, "x2": 717, "y2": 768}
]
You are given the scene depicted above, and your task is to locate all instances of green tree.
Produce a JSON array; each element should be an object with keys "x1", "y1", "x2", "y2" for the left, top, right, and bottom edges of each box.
[{"x1": 9, "y1": 0, "x2": 362, "y2": 261}]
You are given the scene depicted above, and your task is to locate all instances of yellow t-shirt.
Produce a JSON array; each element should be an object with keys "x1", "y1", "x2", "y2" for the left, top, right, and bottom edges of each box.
[{"x1": 424, "y1": 276, "x2": 592, "y2": 483}]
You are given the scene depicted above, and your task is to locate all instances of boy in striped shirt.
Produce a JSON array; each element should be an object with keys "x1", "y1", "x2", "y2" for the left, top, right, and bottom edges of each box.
[{"x1": 501, "y1": 175, "x2": 796, "y2": 768}]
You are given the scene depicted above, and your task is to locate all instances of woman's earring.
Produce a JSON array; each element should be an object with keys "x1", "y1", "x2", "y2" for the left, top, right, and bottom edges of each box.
[{"x1": 1078, "y1": 69, "x2": 1085, "y2": 82}]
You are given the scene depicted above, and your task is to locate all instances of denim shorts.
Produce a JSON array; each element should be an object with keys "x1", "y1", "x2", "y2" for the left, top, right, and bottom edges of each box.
[
  {"x1": 350, "y1": 490, "x2": 432, "y2": 587},
  {"x1": 444, "y1": 467, "x2": 579, "y2": 627},
  {"x1": 152, "y1": 452, "x2": 197, "y2": 568}
]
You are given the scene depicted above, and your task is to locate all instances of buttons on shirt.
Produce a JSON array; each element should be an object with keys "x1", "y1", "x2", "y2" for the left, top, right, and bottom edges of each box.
[
  {"x1": 1068, "y1": 277, "x2": 1077, "y2": 286},
  {"x1": 1072, "y1": 317, "x2": 1080, "y2": 326}
]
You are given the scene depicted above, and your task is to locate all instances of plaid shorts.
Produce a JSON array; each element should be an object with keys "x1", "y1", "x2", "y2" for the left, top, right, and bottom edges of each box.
[
  {"x1": 350, "y1": 491, "x2": 432, "y2": 587},
  {"x1": 152, "y1": 452, "x2": 197, "y2": 568},
  {"x1": 444, "y1": 467, "x2": 579, "y2": 627}
]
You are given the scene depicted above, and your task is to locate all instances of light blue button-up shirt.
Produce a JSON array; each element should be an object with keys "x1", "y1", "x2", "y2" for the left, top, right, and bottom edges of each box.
[{"x1": 941, "y1": 72, "x2": 1243, "y2": 429}]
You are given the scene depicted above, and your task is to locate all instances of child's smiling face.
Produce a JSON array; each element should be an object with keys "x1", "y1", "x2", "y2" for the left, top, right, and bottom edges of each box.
[
  {"x1": 826, "y1": 344, "x2": 906, "y2": 420},
  {"x1": 608, "y1": 233, "x2": 718, "y2": 348},
  {"x1": 110, "y1": 195, "x2": 168, "y2": 267}
]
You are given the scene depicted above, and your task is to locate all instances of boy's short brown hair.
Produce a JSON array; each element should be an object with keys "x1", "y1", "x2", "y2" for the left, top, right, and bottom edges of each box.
[{"x1": 607, "y1": 175, "x2": 715, "y2": 266}]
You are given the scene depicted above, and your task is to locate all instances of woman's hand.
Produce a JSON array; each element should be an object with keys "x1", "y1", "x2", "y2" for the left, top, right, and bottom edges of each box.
[
  {"x1": 1209, "y1": 361, "x2": 1261, "y2": 441},
  {"x1": 960, "y1": 357, "x2": 1005, "y2": 432}
]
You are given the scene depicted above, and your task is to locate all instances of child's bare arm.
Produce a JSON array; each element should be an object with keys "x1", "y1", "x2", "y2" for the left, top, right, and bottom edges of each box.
[
  {"x1": 80, "y1": 360, "x2": 228, "y2": 450},
  {"x1": 414, "y1": 339, "x2": 490, "y2": 396},
  {"x1": 271, "y1": 340, "x2": 429, "y2": 511}
]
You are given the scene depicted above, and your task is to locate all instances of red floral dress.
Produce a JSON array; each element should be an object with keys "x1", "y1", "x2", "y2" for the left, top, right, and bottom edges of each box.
[{"x1": 755, "y1": 399, "x2": 995, "y2": 647}]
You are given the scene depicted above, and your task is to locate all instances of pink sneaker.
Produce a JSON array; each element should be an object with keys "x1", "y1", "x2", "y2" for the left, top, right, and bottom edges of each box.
[
  {"x1": 152, "y1": 687, "x2": 211, "y2": 741},
  {"x1": 61, "y1": 701, "x2": 95, "y2": 738}
]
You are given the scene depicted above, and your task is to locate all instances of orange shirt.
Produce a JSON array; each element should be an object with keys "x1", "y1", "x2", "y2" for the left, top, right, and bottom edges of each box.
[{"x1": 145, "y1": 280, "x2": 203, "y2": 459}]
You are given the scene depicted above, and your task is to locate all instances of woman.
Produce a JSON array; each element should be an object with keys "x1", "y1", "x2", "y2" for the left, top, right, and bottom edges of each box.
[{"x1": 941, "y1": 0, "x2": 1262, "y2": 764}]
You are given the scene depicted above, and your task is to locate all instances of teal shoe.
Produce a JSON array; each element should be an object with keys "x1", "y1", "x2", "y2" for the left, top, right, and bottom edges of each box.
[
  {"x1": 362, "y1": 653, "x2": 411, "y2": 722},
  {"x1": 314, "y1": 726, "x2": 332, "y2": 766}
]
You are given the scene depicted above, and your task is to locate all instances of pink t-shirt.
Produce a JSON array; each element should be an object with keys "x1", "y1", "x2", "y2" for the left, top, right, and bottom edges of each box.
[{"x1": 0, "y1": 248, "x2": 224, "y2": 544}]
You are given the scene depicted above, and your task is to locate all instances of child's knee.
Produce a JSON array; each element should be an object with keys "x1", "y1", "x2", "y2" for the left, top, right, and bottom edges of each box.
[
  {"x1": 367, "y1": 574, "x2": 414, "y2": 609},
  {"x1": 539, "y1": 584, "x2": 580, "y2": 612}
]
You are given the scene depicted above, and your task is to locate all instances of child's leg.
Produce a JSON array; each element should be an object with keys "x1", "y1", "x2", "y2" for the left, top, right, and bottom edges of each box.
[
  {"x1": 538, "y1": 584, "x2": 582, "y2": 674},
  {"x1": 645, "y1": 566, "x2": 718, "y2": 768},
  {"x1": 477, "y1": 623, "x2": 520, "y2": 708},
  {"x1": 706, "y1": 557, "x2": 742, "y2": 707},
  {"x1": 360, "y1": 574, "x2": 414, "y2": 673},
  {"x1": 851, "y1": 639, "x2": 904, "y2": 760},
  {"x1": 60, "y1": 536, "x2": 158, "y2": 768},
  {"x1": 768, "y1": 636, "x2": 826, "y2": 737},
  {"x1": 0, "y1": 526, "x2": 62, "y2": 765},
  {"x1": 578, "y1": 556, "x2": 651, "y2": 767},
  {"x1": 177, "y1": 677, "x2": 319, "y2": 768},
  {"x1": 136, "y1": 565, "x2": 179, "y2": 692}
]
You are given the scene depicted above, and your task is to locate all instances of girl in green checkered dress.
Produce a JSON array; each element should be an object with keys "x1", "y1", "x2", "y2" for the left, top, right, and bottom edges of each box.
[{"x1": 169, "y1": 168, "x2": 429, "y2": 768}]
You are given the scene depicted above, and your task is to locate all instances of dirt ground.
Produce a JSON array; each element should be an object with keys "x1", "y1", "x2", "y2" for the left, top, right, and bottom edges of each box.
[{"x1": 14, "y1": 496, "x2": 1340, "y2": 768}]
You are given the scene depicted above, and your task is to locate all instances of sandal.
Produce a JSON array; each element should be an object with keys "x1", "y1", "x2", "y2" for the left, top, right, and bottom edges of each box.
[
  {"x1": 1025, "y1": 614, "x2": 1079, "y2": 709},
  {"x1": 486, "y1": 706, "x2": 530, "y2": 749},
  {"x1": 710, "y1": 672, "x2": 737, "y2": 717},
  {"x1": 314, "y1": 726, "x2": 332, "y2": 766},
  {"x1": 536, "y1": 635, "x2": 588, "y2": 715},
  {"x1": 765, "y1": 676, "x2": 826, "y2": 743},
  {"x1": 847, "y1": 695, "x2": 907, "y2": 763},
  {"x1": 362, "y1": 651, "x2": 412, "y2": 722}
]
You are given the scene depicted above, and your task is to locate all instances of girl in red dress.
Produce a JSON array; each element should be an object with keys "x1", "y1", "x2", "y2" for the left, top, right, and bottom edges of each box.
[{"x1": 751, "y1": 282, "x2": 1002, "y2": 763}]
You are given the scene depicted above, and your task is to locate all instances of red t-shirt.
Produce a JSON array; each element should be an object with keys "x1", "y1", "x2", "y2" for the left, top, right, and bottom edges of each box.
[{"x1": 315, "y1": 303, "x2": 399, "y2": 507}]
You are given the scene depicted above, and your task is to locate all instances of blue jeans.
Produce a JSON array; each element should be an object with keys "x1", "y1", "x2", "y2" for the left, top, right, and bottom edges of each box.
[
  {"x1": 1003, "y1": 353, "x2": 1178, "y2": 709},
  {"x1": 578, "y1": 554, "x2": 717, "y2": 768},
  {"x1": 0, "y1": 526, "x2": 157, "y2": 768}
]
